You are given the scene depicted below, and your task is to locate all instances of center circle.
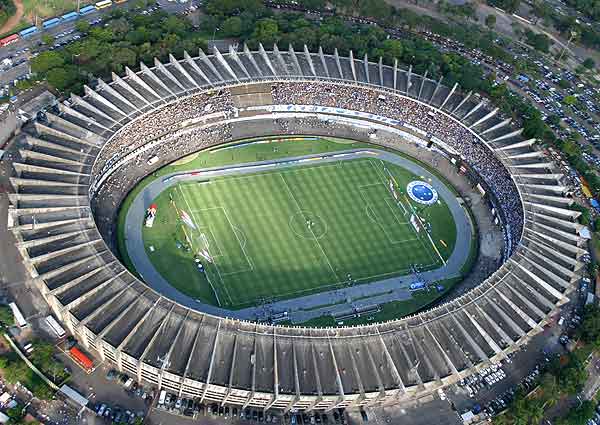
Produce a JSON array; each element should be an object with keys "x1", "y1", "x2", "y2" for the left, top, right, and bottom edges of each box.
[
  {"x1": 289, "y1": 211, "x2": 327, "y2": 240},
  {"x1": 407, "y1": 181, "x2": 439, "y2": 205}
]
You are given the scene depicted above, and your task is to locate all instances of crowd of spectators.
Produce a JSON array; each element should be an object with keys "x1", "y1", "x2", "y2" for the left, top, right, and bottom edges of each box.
[
  {"x1": 90, "y1": 80, "x2": 525, "y2": 249},
  {"x1": 91, "y1": 89, "x2": 234, "y2": 178},
  {"x1": 271, "y1": 82, "x2": 523, "y2": 247}
]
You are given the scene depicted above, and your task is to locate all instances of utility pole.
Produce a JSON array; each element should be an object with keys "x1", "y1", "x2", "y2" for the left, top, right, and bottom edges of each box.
[
  {"x1": 558, "y1": 30, "x2": 576, "y2": 63},
  {"x1": 77, "y1": 0, "x2": 81, "y2": 14}
]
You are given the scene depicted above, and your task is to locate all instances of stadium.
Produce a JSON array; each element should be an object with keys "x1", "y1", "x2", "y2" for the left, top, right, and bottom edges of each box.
[{"x1": 6, "y1": 45, "x2": 585, "y2": 411}]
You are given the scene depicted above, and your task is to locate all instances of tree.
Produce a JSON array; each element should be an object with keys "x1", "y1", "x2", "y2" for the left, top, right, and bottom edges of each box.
[
  {"x1": 75, "y1": 19, "x2": 91, "y2": 34},
  {"x1": 222, "y1": 16, "x2": 243, "y2": 37},
  {"x1": 485, "y1": 14, "x2": 496, "y2": 29},
  {"x1": 4, "y1": 358, "x2": 31, "y2": 385},
  {"x1": 524, "y1": 30, "x2": 551, "y2": 52},
  {"x1": 563, "y1": 94, "x2": 577, "y2": 105},
  {"x1": 46, "y1": 66, "x2": 79, "y2": 92},
  {"x1": 0, "y1": 305, "x2": 13, "y2": 327},
  {"x1": 546, "y1": 114, "x2": 561, "y2": 127},
  {"x1": 380, "y1": 39, "x2": 403, "y2": 64},
  {"x1": 6, "y1": 405, "x2": 24, "y2": 422},
  {"x1": 251, "y1": 18, "x2": 279, "y2": 45},
  {"x1": 578, "y1": 305, "x2": 600, "y2": 345},
  {"x1": 30, "y1": 341, "x2": 54, "y2": 369},
  {"x1": 583, "y1": 57, "x2": 595, "y2": 69},
  {"x1": 41, "y1": 34, "x2": 54, "y2": 45},
  {"x1": 30, "y1": 51, "x2": 65, "y2": 75}
]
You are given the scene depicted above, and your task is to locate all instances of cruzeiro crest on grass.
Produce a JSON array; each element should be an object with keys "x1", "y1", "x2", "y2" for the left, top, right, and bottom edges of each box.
[{"x1": 407, "y1": 181, "x2": 439, "y2": 205}]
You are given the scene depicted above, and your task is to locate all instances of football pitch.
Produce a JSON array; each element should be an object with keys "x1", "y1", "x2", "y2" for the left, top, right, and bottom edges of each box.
[{"x1": 142, "y1": 155, "x2": 457, "y2": 308}]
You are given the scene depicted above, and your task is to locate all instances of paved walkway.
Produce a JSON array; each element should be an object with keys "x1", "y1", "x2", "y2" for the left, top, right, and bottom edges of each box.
[{"x1": 124, "y1": 149, "x2": 473, "y2": 322}]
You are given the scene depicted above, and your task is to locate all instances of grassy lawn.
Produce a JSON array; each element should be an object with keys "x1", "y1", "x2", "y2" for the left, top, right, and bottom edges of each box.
[
  {"x1": 22, "y1": 0, "x2": 79, "y2": 20},
  {"x1": 141, "y1": 155, "x2": 456, "y2": 308},
  {"x1": 116, "y1": 137, "x2": 372, "y2": 275}
]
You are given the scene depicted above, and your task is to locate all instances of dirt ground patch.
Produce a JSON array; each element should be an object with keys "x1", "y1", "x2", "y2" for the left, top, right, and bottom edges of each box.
[{"x1": 0, "y1": 0, "x2": 24, "y2": 36}]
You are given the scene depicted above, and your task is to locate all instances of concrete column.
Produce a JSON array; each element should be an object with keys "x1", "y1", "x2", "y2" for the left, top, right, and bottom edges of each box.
[
  {"x1": 200, "y1": 321, "x2": 221, "y2": 403},
  {"x1": 462, "y1": 100, "x2": 484, "y2": 121},
  {"x1": 377, "y1": 333, "x2": 405, "y2": 392},
  {"x1": 16, "y1": 229, "x2": 88, "y2": 249},
  {"x1": 19, "y1": 149, "x2": 87, "y2": 166},
  {"x1": 417, "y1": 71, "x2": 427, "y2": 100},
  {"x1": 116, "y1": 297, "x2": 162, "y2": 372},
  {"x1": 98, "y1": 79, "x2": 141, "y2": 112},
  {"x1": 199, "y1": 47, "x2": 225, "y2": 81},
  {"x1": 47, "y1": 264, "x2": 103, "y2": 302},
  {"x1": 482, "y1": 117, "x2": 512, "y2": 135},
  {"x1": 440, "y1": 82, "x2": 457, "y2": 110},
  {"x1": 470, "y1": 108, "x2": 498, "y2": 129},
  {"x1": 141, "y1": 61, "x2": 175, "y2": 97},
  {"x1": 84, "y1": 85, "x2": 128, "y2": 118},
  {"x1": 28, "y1": 238, "x2": 99, "y2": 264},
  {"x1": 486, "y1": 295, "x2": 527, "y2": 337},
  {"x1": 213, "y1": 46, "x2": 239, "y2": 82},
  {"x1": 466, "y1": 311, "x2": 502, "y2": 355},
  {"x1": 169, "y1": 54, "x2": 200, "y2": 88},
  {"x1": 58, "y1": 103, "x2": 113, "y2": 133},
  {"x1": 112, "y1": 72, "x2": 151, "y2": 106},
  {"x1": 393, "y1": 59, "x2": 398, "y2": 91},
  {"x1": 220, "y1": 334, "x2": 238, "y2": 406},
  {"x1": 61, "y1": 271, "x2": 127, "y2": 312},
  {"x1": 318, "y1": 46, "x2": 329, "y2": 78},
  {"x1": 304, "y1": 45, "x2": 316, "y2": 77},
  {"x1": 259, "y1": 43, "x2": 277, "y2": 76},
  {"x1": 451, "y1": 91, "x2": 472, "y2": 114},
  {"x1": 34, "y1": 121, "x2": 100, "y2": 148},
  {"x1": 428, "y1": 76, "x2": 443, "y2": 104},
  {"x1": 125, "y1": 66, "x2": 163, "y2": 102},
  {"x1": 70, "y1": 94, "x2": 119, "y2": 124},
  {"x1": 272, "y1": 44, "x2": 289, "y2": 75},
  {"x1": 229, "y1": 46, "x2": 251, "y2": 79},
  {"x1": 451, "y1": 315, "x2": 489, "y2": 362},
  {"x1": 26, "y1": 135, "x2": 98, "y2": 156},
  {"x1": 288, "y1": 44, "x2": 302, "y2": 76},
  {"x1": 137, "y1": 305, "x2": 175, "y2": 383},
  {"x1": 334, "y1": 48, "x2": 344, "y2": 79},
  {"x1": 494, "y1": 289, "x2": 539, "y2": 330},
  {"x1": 38, "y1": 252, "x2": 103, "y2": 282},
  {"x1": 179, "y1": 324, "x2": 202, "y2": 397},
  {"x1": 183, "y1": 51, "x2": 213, "y2": 86},
  {"x1": 349, "y1": 50, "x2": 357, "y2": 82},
  {"x1": 244, "y1": 45, "x2": 263, "y2": 77},
  {"x1": 490, "y1": 128, "x2": 524, "y2": 143}
]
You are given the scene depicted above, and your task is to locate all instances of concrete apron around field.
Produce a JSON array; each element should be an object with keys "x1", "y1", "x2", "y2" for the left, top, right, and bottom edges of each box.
[{"x1": 124, "y1": 148, "x2": 473, "y2": 322}]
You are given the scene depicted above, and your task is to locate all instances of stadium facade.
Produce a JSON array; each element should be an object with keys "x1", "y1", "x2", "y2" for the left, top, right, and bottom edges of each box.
[{"x1": 7, "y1": 46, "x2": 585, "y2": 411}]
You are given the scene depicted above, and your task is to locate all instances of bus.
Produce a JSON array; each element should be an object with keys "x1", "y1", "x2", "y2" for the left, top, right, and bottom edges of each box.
[
  {"x1": 61, "y1": 11, "x2": 79, "y2": 22},
  {"x1": 45, "y1": 315, "x2": 66, "y2": 339},
  {"x1": 95, "y1": 0, "x2": 112, "y2": 9},
  {"x1": 8, "y1": 303, "x2": 27, "y2": 328},
  {"x1": 0, "y1": 34, "x2": 19, "y2": 47},
  {"x1": 69, "y1": 347, "x2": 93, "y2": 372},
  {"x1": 42, "y1": 17, "x2": 61, "y2": 29},
  {"x1": 19, "y1": 26, "x2": 38, "y2": 37},
  {"x1": 79, "y1": 5, "x2": 96, "y2": 15}
]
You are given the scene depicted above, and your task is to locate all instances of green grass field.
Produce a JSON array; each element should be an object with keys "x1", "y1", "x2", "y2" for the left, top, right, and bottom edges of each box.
[{"x1": 141, "y1": 152, "x2": 457, "y2": 309}]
